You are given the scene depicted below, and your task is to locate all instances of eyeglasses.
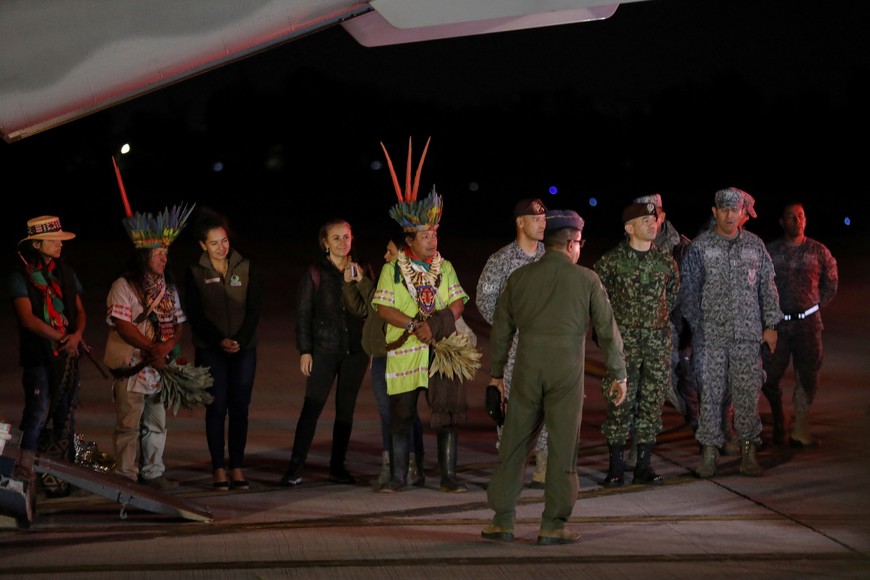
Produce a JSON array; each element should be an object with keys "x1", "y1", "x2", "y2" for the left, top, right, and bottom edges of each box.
[{"x1": 567, "y1": 238, "x2": 586, "y2": 249}]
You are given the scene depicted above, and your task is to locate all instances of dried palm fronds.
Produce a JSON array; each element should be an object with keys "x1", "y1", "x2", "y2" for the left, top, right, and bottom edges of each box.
[
  {"x1": 430, "y1": 331, "x2": 481, "y2": 383},
  {"x1": 159, "y1": 360, "x2": 214, "y2": 415}
]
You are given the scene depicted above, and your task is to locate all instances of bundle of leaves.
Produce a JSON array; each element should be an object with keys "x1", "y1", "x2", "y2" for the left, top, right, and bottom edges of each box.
[
  {"x1": 430, "y1": 331, "x2": 481, "y2": 383},
  {"x1": 159, "y1": 360, "x2": 214, "y2": 415}
]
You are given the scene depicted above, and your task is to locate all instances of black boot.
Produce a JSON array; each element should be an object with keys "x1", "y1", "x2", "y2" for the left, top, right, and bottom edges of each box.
[
  {"x1": 603, "y1": 443, "x2": 625, "y2": 488},
  {"x1": 762, "y1": 383, "x2": 785, "y2": 445},
  {"x1": 633, "y1": 443, "x2": 664, "y2": 485},
  {"x1": 329, "y1": 421, "x2": 356, "y2": 484},
  {"x1": 437, "y1": 429, "x2": 467, "y2": 493},
  {"x1": 379, "y1": 434, "x2": 409, "y2": 493}
]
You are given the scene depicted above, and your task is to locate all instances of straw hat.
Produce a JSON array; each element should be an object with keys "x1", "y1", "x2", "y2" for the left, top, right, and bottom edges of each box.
[{"x1": 20, "y1": 215, "x2": 76, "y2": 243}]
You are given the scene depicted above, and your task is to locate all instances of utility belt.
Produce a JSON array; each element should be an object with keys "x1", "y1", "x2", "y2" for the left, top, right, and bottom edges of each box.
[{"x1": 782, "y1": 304, "x2": 819, "y2": 321}]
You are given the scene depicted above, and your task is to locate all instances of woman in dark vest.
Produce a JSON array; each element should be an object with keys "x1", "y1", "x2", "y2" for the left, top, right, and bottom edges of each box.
[{"x1": 185, "y1": 207, "x2": 262, "y2": 490}]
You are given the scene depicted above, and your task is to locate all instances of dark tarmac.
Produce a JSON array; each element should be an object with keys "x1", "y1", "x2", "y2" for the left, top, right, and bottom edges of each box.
[{"x1": 1, "y1": 235, "x2": 869, "y2": 579}]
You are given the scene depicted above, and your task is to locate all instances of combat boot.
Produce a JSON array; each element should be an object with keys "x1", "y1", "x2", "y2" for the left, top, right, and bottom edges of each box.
[
  {"x1": 790, "y1": 388, "x2": 819, "y2": 447},
  {"x1": 602, "y1": 443, "x2": 625, "y2": 488},
  {"x1": 633, "y1": 443, "x2": 664, "y2": 485},
  {"x1": 762, "y1": 382, "x2": 786, "y2": 445},
  {"x1": 696, "y1": 445, "x2": 718, "y2": 479},
  {"x1": 739, "y1": 439, "x2": 763, "y2": 476},
  {"x1": 625, "y1": 436, "x2": 638, "y2": 469}
]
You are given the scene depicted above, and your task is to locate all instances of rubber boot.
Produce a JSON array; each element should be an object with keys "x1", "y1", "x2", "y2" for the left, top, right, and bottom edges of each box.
[
  {"x1": 633, "y1": 443, "x2": 664, "y2": 485},
  {"x1": 696, "y1": 445, "x2": 718, "y2": 479},
  {"x1": 602, "y1": 443, "x2": 625, "y2": 488},
  {"x1": 530, "y1": 449, "x2": 546, "y2": 489},
  {"x1": 762, "y1": 382, "x2": 786, "y2": 445},
  {"x1": 379, "y1": 434, "x2": 409, "y2": 493},
  {"x1": 407, "y1": 452, "x2": 426, "y2": 487},
  {"x1": 437, "y1": 429, "x2": 467, "y2": 493},
  {"x1": 739, "y1": 439, "x2": 763, "y2": 476}
]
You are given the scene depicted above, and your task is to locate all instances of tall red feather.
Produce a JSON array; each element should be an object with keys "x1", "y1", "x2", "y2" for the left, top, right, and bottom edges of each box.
[
  {"x1": 404, "y1": 137, "x2": 413, "y2": 201},
  {"x1": 412, "y1": 137, "x2": 431, "y2": 201},
  {"x1": 380, "y1": 142, "x2": 403, "y2": 203},
  {"x1": 112, "y1": 156, "x2": 133, "y2": 217}
]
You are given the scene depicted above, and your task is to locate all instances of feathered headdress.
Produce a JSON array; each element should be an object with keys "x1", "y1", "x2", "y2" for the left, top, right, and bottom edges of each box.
[
  {"x1": 112, "y1": 157, "x2": 194, "y2": 248},
  {"x1": 381, "y1": 137, "x2": 442, "y2": 232}
]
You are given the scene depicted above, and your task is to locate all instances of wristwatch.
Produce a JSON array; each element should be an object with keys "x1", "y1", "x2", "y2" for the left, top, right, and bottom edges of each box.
[{"x1": 405, "y1": 319, "x2": 417, "y2": 333}]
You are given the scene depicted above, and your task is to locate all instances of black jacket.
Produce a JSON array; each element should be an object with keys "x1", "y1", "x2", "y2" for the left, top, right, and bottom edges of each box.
[{"x1": 295, "y1": 255, "x2": 364, "y2": 356}]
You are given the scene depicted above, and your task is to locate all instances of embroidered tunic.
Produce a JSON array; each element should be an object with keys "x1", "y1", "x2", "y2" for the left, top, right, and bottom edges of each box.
[{"x1": 372, "y1": 251, "x2": 468, "y2": 395}]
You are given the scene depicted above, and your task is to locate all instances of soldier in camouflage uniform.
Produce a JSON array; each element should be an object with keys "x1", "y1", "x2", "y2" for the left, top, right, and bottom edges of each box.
[
  {"x1": 475, "y1": 198, "x2": 548, "y2": 488},
  {"x1": 594, "y1": 202, "x2": 679, "y2": 486},
  {"x1": 629, "y1": 193, "x2": 695, "y2": 469},
  {"x1": 679, "y1": 188, "x2": 783, "y2": 478},
  {"x1": 763, "y1": 202, "x2": 838, "y2": 447}
]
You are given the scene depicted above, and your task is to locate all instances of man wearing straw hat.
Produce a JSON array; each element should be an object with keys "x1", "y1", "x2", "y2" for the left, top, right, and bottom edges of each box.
[{"x1": 8, "y1": 215, "x2": 86, "y2": 495}]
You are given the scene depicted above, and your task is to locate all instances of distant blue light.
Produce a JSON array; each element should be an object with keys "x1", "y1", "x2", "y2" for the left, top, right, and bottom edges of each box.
[
  {"x1": 548, "y1": 186, "x2": 558, "y2": 195},
  {"x1": 371, "y1": 160, "x2": 383, "y2": 171},
  {"x1": 844, "y1": 216, "x2": 851, "y2": 226},
  {"x1": 589, "y1": 197, "x2": 598, "y2": 207},
  {"x1": 212, "y1": 162, "x2": 224, "y2": 172}
]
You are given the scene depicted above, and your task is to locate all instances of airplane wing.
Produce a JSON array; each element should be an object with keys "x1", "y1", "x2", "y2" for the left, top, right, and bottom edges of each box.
[{"x1": 0, "y1": 1, "x2": 644, "y2": 143}]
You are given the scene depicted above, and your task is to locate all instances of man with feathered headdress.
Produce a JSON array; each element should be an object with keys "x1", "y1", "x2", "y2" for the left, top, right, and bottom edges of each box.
[
  {"x1": 371, "y1": 137, "x2": 479, "y2": 493},
  {"x1": 103, "y1": 159, "x2": 199, "y2": 490}
]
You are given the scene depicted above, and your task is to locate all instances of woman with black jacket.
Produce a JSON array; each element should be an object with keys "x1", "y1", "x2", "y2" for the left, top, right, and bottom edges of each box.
[{"x1": 280, "y1": 218, "x2": 369, "y2": 486}]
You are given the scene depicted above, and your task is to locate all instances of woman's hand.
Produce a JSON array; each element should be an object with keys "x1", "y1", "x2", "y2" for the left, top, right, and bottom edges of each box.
[
  {"x1": 343, "y1": 262, "x2": 363, "y2": 283},
  {"x1": 220, "y1": 338, "x2": 240, "y2": 353},
  {"x1": 300, "y1": 353, "x2": 313, "y2": 376}
]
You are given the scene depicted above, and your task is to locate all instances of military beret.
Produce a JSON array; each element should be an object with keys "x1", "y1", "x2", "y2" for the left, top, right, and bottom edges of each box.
[
  {"x1": 513, "y1": 198, "x2": 548, "y2": 217},
  {"x1": 622, "y1": 202, "x2": 657, "y2": 224},
  {"x1": 545, "y1": 209, "x2": 585, "y2": 232},
  {"x1": 715, "y1": 187, "x2": 747, "y2": 210},
  {"x1": 633, "y1": 193, "x2": 663, "y2": 208}
]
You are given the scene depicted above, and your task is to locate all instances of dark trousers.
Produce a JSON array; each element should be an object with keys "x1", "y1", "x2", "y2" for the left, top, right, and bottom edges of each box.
[
  {"x1": 291, "y1": 350, "x2": 368, "y2": 469},
  {"x1": 372, "y1": 356, "x2": 424, "y2": 454},
  {"x1": 20, "y1": 363, "x2": 78, "y2": 459},
  {"x1": 198, "y1": 347, "x2": 257, "y2": 471}
]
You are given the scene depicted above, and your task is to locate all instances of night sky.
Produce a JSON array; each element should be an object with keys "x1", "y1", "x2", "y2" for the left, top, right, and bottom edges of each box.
[{"x1": 2, "y1": 0, "x2": 869, "y2": 252}]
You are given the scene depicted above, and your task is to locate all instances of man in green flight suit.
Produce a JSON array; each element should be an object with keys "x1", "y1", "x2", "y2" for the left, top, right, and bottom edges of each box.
[{"x1": 481, "y1": 209, "x2": 628, "y2": 545}]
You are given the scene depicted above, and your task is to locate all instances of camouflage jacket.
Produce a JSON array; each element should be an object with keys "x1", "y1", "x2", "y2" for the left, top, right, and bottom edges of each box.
[
  {"x1": 679, "y1": 228, "x2": 783, "y2": 344},
  {"x1": 594, "y1": 241, "x2": 679, "y2": 332},
  {"x1": 475, "y1": 239, "x2": 545, "y2": 325},
  {"x1": 766, "y1": 237, "x2": 838, "y2": 316}
]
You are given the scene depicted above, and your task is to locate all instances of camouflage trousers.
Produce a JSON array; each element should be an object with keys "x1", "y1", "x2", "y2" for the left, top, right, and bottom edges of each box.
[
  {"x1": 762, "y1": 319, "x2": 823, "y2": 406},
  {"x1": 497, "y1": 335, "x2": 549, "y2": 456},
  {"x1": 601, "y1": 327, "x2": 670, "y2": 445},
  {"x1": 694, "y1": 339, "x2": 765, "y2": 447}
]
